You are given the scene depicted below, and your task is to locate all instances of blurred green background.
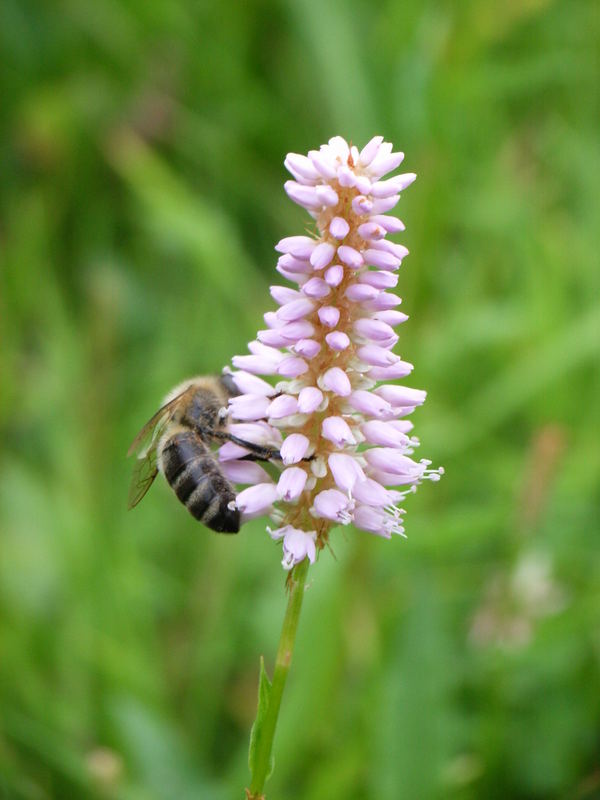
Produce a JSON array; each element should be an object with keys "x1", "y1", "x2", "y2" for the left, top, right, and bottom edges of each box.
[{"x1": 1, "y1": 0, "x2": 599, "y2": 798}]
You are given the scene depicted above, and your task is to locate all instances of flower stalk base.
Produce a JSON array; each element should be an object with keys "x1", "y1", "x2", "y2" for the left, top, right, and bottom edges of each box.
[{"x1": 246, "y1": 557, "x2": 310, "y2": 798}]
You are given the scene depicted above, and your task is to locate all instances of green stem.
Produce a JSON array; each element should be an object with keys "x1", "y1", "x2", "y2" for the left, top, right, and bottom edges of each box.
[{"x1": 248, "y1": 557, "x2": 310, "y2": 798}]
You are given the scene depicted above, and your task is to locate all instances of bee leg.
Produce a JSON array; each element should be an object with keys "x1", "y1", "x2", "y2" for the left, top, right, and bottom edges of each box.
[
  {"x1": 210, "y1": 429, "x2": 281, "y2": 460},
  {"x1": 212, "y1": 430, "x2": 313, "y2": 462},
  {"x1": 227, "y1": 436, "x2": 283, "y2": 462},
  {"x1": 235, "y1": 442, "x2": 314, "y2": 464},
  {"x1": 238, "y1": 451, "x2": 281, "y2": 463}
]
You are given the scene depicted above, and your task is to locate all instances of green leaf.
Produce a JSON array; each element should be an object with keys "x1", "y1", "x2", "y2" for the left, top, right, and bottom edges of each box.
[{"x1": 248, "y1": 656, "x2": 275, "y2": 783}]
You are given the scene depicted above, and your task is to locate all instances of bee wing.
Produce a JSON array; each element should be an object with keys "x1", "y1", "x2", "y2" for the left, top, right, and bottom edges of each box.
[
  {"x1": 128, "y1": 447, "x2": 160, "y2": 510},
  {"x1": 127, "y1": 388, "x2": 192, "y2": 458},
  {"x1": 127, "y1": 386, "x2": 194, "y2": 510}
]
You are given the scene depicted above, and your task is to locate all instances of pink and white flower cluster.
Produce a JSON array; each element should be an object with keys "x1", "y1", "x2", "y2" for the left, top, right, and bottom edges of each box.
[{"x1": 221, "y1": 136, "x2": 442, "y2": 570}]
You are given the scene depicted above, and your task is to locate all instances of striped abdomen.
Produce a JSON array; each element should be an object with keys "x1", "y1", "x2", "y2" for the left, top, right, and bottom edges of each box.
[{"x1": 159, "y1": 429, "x2": 240, "y2": 533}]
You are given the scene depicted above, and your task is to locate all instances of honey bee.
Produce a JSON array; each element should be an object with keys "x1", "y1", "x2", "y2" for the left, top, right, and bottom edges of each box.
[{"x1": 127, "y1": 374, "x2": 280, "y2": 533}]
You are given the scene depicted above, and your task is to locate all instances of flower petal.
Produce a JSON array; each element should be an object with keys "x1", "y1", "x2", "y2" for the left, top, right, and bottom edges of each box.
[
  {"x1": 277, "y1": 467, "x2": 308, "y2": 501},
  {"x1": 297, "y1": 386, "x2": 324, "y2": 413},
  {"x1": 236, "y1": 483, "x2": 278, "y2": 514},
  {"x1": 280, "y1": 433, "x2": 310, "y2": 465},
  {"x1": 328, "y1": 453, "x2": 366, "y2": 491},
  {"x1": 329, "y1": 217, "x2": 350, "y2": 239},
  {"x1": 320, "y1": 367, "x2": 352, "y2": 396},
  {"x1": 322, "y1": 416, "x2": 356, "y2": 447}
]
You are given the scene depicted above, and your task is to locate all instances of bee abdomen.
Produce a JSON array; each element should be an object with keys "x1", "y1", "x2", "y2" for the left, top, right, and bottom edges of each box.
[
  {"x1": 160, "y1": 430, "x2": 240, "y2": 534},
  {"x1": 186, "y1": 470, "x2": 239, "y2": 532}
]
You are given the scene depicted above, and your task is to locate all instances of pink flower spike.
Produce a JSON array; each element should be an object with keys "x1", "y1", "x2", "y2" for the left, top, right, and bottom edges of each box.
[
  {"x1": 322, "y1": 416, "x2": 356, "y2": 447},
  {"x1": 302, "y1": 277, "x2": 331, "y2": 298},
  {"x1": 325, "y1": 331, "x2": 350, "y2": 351},
  {"x1": 277, "y1": 357, "x2": 309, "y2": 377},
  {"x1": 297, "y1": 386, "x2": 323, "y2": 414},
  {"x1": 318, "y1": 306, "x2": 340, "y2": 328},
  {"x1": 321, "y1": 367, "x2": 352, "y2": 396},
  {"x1": 275, "y1": 236, "x2": 317, "y2": 259},
  {"x1": 371, "y1": 173, "x2": 417, "y2": 197},
  {"x1": 310, "y1": 242, "x2": 336, "y2": 270},
  {"x1": 280, "y1": 433, "x2": 310, "y2": 465},
  {"x1": 277, "y1": 467, "x2": 308, "y2": 501},
  {"x1": 235, "y1": 483, "x2": 278, "y2": 515},
  {"x1": 229, "y1": 137, "x2": 440, "y2": 567},
  {"x1": 312, "y1": 489, "x2": 353, "y2": 523},
  {"x1": 329, "y1": 217, "x2": 350, "y2": 239},
  {"x1": 267, "y1": 394, "x2": 299, "y2": 419},
  {"x1": 293, "y1": 338, "x2": 321, "y2": 358},
  {"x1": 338, "y1": 246, "x2": 364, "y2": 269},
  {"x1": 374, "y1": 385, "x2": 427, "y2": 407},
  {"x1": 328, "y1": 453, "x2": 366, "y2": 492},
  {"x1": 324, "y1": 265, "x2": 344, "y2": 286}
]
